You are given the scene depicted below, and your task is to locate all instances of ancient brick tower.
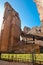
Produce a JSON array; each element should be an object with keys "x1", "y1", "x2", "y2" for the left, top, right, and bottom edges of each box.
[{"x1": 0, "y1": 2, "x2": 21, "y2": 52}]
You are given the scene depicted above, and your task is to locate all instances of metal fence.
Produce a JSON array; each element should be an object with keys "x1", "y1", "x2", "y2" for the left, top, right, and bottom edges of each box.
[{"x1": 0, "y1": 53, "x2": 43, "y2": 65}]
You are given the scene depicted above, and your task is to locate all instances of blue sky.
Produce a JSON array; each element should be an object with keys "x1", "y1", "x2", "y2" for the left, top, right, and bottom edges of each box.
[{"x1": 0, "y1": 0, "x2": 41, "y2": 30}]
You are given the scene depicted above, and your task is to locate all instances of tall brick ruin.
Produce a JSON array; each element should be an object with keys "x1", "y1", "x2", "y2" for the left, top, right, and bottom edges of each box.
[
  {"x1": 0, "y1": 2, "x2": 21, "y2": 52},
  {"x1": 0, "y1": 2, "x2": 41, "y2": 53}
]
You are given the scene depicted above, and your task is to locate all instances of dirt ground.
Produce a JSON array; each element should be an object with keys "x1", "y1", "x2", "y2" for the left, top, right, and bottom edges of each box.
[{"x1": 0, "y1": 60, "x2": 32, "y2": 65}]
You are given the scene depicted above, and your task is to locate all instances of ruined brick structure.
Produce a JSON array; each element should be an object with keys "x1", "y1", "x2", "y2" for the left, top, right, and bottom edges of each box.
[
  {"x1": 23, "y1": 26, "x2": 31, "y2": 33},
  {"x1": 0, "y1": 2, "x2": 21, "y2": 52},
  {"x1": 34, "y1": 0, "x2": 43, "y2": 32},
  {"x1": 0, "y1": 2, "x2": 42, "y2": 53}
]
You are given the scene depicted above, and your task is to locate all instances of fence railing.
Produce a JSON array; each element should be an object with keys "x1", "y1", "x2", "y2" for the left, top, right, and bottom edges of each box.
[{"x1": 0, "y1": 53, "x2": 43, "y2": 64}]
